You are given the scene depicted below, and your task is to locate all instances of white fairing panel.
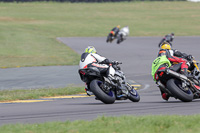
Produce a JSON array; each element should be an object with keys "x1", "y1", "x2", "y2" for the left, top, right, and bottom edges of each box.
[
  {"x1": 119, "y1": 26, "x2": 129, "y2": 37},
  {"x1": 79, "y1": 55, "x2": 96, "y2": 69},
  {"x1": 108, "y1": 66, "x2": 115, "y2": 76},
  {"x1": 169, "y1": 50, "x2": 174, "y2": 56}
]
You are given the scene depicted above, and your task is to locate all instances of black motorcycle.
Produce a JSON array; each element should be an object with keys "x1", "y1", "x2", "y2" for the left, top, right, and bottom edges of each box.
[
  {"x1": 156, "y1": 56, "x2": 200, "y2": 102},
  {"x1": 78, "y1": 61, "x2": 140, "y2": 104},
  {"x1": 106, "y1": 33, "x2": 115, "y2": 43}
]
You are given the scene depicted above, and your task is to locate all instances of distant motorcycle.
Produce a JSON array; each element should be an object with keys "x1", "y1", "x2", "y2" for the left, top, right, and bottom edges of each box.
[
  {"x1": 156, "y1": 56, "x2": 200, "y2": 102},
  {"x1": 106, "y1": 26, "x2": 120, "y2": 43},
  {"x1": 106, "y1": 32, "x2": 116, "y2": 43},
  {"x1": 78, "y1": 61, "x2": 140, "y2": 104},
  {"x1": 117, "y1": 26, "x2": 129, "y2": 44}
]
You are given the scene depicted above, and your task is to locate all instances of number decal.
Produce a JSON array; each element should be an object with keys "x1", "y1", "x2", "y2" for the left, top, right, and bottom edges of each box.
[{"x1": 153, "y1": 57, "x2": 161, "y2": 67}]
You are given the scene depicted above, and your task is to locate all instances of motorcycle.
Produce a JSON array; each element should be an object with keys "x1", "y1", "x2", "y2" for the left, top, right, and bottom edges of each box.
[
  {"x1": 116, "y1": 26, "x2": 129, "y2": 44},
  {"x1": 78, "y1": 61, "x2": 140, "y2": 104},
  {"x1": 158, "y1": 33, "x2": 174, "y2": 48},
  {"x1": 106, "y1": 32, "x2": 116, "y2": 43},
  {"x1": 156, "y1": 56, "x2": 200, "y2": 102}
]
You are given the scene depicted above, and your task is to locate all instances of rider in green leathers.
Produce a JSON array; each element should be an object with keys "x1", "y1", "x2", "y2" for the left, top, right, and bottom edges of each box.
[
  {"x1": 151, "y1": 34, "x2": 192, "y2": 101},
  {"x1": 151, "y1": 55, "x2": 171, "y2": 81}
]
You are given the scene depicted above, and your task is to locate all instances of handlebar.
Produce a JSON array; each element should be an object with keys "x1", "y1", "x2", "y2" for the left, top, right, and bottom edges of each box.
[
  {"x1": 112, "y1": 61, "x2": 122, "y2": 65},
  {"x1": 99, "y1": 61, "x2": 122, "y2": 65}
]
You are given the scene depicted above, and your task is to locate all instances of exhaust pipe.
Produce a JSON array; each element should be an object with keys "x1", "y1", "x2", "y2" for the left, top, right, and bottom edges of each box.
[
  {"x1": 165, "y1": 69, "x2": 188, "y2": 81},
  {"x1": 157, "y1": 81, "x2": 173, "y2": 96},
  {"x1": 166, "y1": 68, "x2": 199, "y2": 85}
]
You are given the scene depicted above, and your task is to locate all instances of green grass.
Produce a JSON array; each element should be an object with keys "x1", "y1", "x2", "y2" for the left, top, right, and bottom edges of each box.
[
  {"x1": 0, "y1": 2, "x2": 200, "y2": 67},
  {"x1": 1, "y1": 115, "x2": 200, "y2": 133},
  {"x1": 0, "y1": 86, "x2": 85, "y2": 102},
  {"x1": 0, "y1": 2, "x2": 200, "y2": 131}
]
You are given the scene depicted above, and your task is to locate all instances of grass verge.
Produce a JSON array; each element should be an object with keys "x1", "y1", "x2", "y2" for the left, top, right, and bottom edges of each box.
[
  {"x1": 1, "y1": 115, "x2": 200, "y2": 132},
  {"x1": 0, "y1": 2, "x2": 200, "y2": 67},
  {"x1": 0, "y1": 86, "x2": 85, "y2": 102}
]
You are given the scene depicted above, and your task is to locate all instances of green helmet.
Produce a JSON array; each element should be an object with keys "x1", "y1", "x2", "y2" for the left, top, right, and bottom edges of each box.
[{"x1": 84, "y1": 46, "x2": 97, "y2": 54}]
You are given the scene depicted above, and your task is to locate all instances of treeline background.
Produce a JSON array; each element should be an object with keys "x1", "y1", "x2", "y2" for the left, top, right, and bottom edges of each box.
[{"x1": 0, "y1": 0, "x2": 186, "y2": 2}]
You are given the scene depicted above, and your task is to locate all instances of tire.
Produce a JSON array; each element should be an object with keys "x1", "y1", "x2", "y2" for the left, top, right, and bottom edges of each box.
[
  {"x1": 126, "y1": 84, "x2": 140, "y2": 102},
  {"x1": 117, "y1": 39, "x2": 120, "y2": 44},
  {"x1": 166, "y1": 79, "x2": 193, "y2": 102},
  {"x1": 90, "y1": 79, "x2": 116, "y2": 104},
  {"x1": 117, "y1": 37, "x2": 122, "y2": 44},
  {"x1": 106, "y1": 35, "x2": 112, "y2": 43},
  {"x1": 106, "y1": 37, "x2": 109, "y2": 43}
]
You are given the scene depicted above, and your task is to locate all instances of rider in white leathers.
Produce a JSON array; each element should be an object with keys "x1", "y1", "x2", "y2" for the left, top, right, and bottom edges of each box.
[
  {"x1": 117, "y1": 26, "x2": 129, "y2": 42},
  {"x1": 79, "y1": 46, "x2": 117, "y2": 95},
  {"x1": 79, "y1": 46, "x2": 116, "y2": 78}
]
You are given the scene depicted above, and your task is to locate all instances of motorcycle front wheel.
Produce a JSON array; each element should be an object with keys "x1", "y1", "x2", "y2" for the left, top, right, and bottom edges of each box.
[
  {"x1": 106, "y1": 35, "x2": 112, "y2": 43},
  {"x1": 90, "y1": 79, "x2": 116, "y2": 104},
  {"x1": 117, "y1": 36, "x2": 122, "y2": 44},
  {"x1": 166, "y1": 79, "x2": 193, "y2": 102},
  {"x1": 106, "y1": 37, "x2": 109, "y2": 43},
  {"x1": 117, "y1": 39, "x2": 121, "y2": 44},
  {"x1": 126, "y1": 83, "x2": 140, "y2": 102}
]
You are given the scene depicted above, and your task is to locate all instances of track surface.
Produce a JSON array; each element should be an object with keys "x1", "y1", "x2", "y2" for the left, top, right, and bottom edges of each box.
[{"x1": 1, "y1": 36, "x2": 200, "y2": 126}]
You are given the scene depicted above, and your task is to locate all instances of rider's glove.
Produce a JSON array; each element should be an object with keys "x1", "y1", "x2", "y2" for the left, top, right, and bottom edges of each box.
[
  {"x1": 112, "y1": 61, "x2": 119, "y2": 65},
  {"x1": 99, "y1": 59, "x2": 110, "y2": 64},
  {"x1": 186, "y1": 61, "x2": 191, "y2": 67}
]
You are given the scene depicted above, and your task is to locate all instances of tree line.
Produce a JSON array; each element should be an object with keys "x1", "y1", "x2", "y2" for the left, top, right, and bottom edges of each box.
[{"x1": 0, "y1": 0, "x2": 186, "y2": 2}]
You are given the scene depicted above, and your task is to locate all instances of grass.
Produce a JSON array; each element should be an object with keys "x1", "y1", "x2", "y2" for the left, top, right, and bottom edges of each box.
[
  {"x1": 0, "y1": 86, "x2": 85, "y2": 102},
  {"x1": 0, "y1": 2, "x2": 200, "y2": 67},
  {"x1": 1, "y1": 115, "x2": 200, "y2": 133}
]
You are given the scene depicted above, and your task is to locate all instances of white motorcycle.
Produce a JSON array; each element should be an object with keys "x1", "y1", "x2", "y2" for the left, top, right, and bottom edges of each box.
[{"x1": 117, "y1": 26, "x2": 129, "y2": 44}]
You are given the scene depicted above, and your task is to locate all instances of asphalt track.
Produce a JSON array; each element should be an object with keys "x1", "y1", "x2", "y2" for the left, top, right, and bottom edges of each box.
[{"x1": 1, "y1": 36, "x2": 200, "y2": 126}]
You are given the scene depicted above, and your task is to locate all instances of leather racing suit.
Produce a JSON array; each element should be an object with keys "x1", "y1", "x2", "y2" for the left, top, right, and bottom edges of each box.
[
  {"x1": 110, "y1": 27, "x2": 120, "y2": 38},
  {"x1": 79, "y1": 52, "x2": 115, "y2": 78}
]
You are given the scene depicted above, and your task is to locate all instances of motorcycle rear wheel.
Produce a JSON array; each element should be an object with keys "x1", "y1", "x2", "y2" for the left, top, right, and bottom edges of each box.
[
  {"x1": 90, "y1": 79, "x2": 116, "y2": 104},
  {"x1": 166, "y1": 79, "x2": 193, "y2": 102},
  {"x1": 106, "y1": 37, "x2": 109, "y2": 43}
]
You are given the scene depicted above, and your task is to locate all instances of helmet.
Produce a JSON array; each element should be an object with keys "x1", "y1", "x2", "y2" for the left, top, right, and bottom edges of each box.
[
  {"x1": 84, "y1": 46, "x2": 97, "y2": 54},
  {"x1": 160, "y1": 42, "x2": 171, "y2": 50},
  {"x1": 117, "y1": 25, "x2": 120, "y2": 28}
]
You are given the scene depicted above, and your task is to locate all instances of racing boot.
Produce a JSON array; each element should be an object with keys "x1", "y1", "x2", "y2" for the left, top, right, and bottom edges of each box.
[
  {"x1": 160, "y1": 89, "x2": 169, "y2": 101},
  {"x1": 181, "y1": 68, "x2": 193, "y2": 78},
  {"x1": 85, "y1": 87, "x2": 93, "y2": 96},
  {"x1": 161, "y1": 92, "x2": 170, "y2": 101}
]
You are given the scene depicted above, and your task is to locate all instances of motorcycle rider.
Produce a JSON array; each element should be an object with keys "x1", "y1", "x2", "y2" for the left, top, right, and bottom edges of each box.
[
  {"x1": 109, "y1": 25, "x2": 120, "y2": 40},
  {"x1": 79, "y1": 46, "x2": 119, "y2": 95},
  {"x1": 117, "y1": 26, "x2": 129, "y2": 43},
  {"x1": 152, "y1": 33, "x2": 193, "y2": 101},
  {"x1": 158, "y1": 33, "x2": 174, "y2": 47}
]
